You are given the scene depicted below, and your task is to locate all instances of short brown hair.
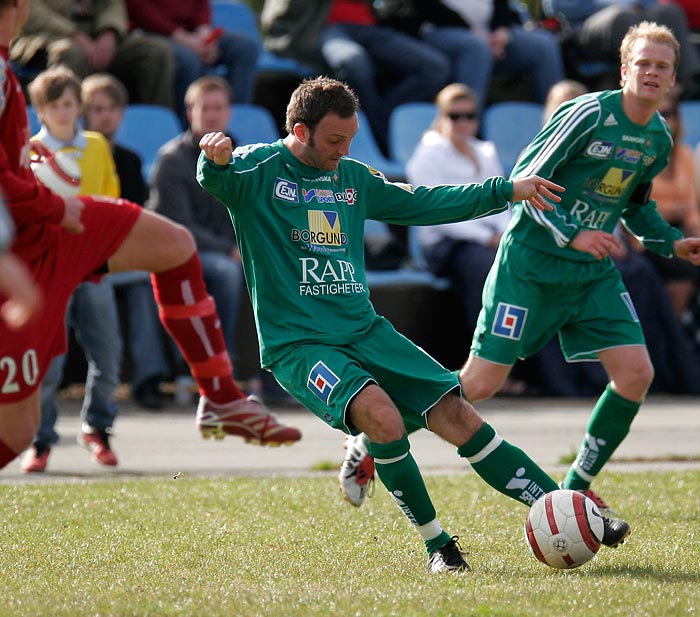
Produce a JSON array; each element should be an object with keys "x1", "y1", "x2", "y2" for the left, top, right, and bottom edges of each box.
[
  {"x1": 620, "y1": 21, "x2": 680, "y2": 75},
  {"x1": 81, "y1": 73, "x2": 129, "y2": 110},
  {"x1": 184, "y1": 75, "x2": 233, "y2": 109},
  {"x1": 284, "y1": 76, "x2": 359, "y2": 134},
  {"x1": 28, "y1": 65, "x2": 82, "y2": 109}
]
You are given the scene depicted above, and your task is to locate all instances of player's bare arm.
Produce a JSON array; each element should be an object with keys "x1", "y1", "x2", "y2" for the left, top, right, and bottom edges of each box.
[
  {"x1": 570, "y1": 229, "x2": 624, "y2": 260},
  {"x1": 511, "y1": 175, "x2": 564, "y2": 211},
  {"x1": 199, "y1": 132, "x2": 233, "y2": 166},
  {"x1": 674, "y1": 237, "x2": 700, "y2": 265}
]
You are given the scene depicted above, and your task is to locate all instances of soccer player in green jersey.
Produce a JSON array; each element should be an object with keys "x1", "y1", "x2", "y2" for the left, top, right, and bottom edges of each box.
[
  {"x1": 197, "y1": 75, "x2": 629, "y2": 572},
  {"x1": 456, "y1": 21, "x2": 700, "y2": 515}
]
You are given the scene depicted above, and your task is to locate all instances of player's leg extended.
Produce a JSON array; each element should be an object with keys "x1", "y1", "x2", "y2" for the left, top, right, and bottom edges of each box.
[
  {"x1": 428, "y1": 392, "x2": 559, "y2": 505},
  {"x1": 350, "y1": 385, "x2": 468, "y2": 564},
  {"x1": 561, "y1": 345, "x2": 653, "y2": 494},
  {"x1": 0, "y1": 389, "x2": 41, "y2": 469},
  {"x1": 459, "y1": 353, "x2": 513, "y2": 403},
  {"x1": 106, "y1": 207, "x2": 301, "y2": 445}
]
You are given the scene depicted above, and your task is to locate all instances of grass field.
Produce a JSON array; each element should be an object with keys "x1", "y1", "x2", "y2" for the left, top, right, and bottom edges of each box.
[{"x1": 1, "y1": 470, "x2": 699, "y2": 616}]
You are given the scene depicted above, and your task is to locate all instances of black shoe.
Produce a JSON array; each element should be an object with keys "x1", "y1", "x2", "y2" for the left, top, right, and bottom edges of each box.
[
  {"x1": 133, "y1": 377, "x2": 167, "y2": 410},
  {"x1": 601, "y1": 516, "x2": 631, "y2": 548},
  {"x1": 427, "y1": 536, "x2": 471, "y2": 573}
]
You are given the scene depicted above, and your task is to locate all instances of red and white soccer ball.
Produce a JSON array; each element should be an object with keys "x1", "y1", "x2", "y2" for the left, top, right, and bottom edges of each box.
[
  {"x1": 524, "y1": 489, "x2": 604, "y2": 569},
  {"x1": 29, "y1": 144, "x2": 81, "y2": 198}
]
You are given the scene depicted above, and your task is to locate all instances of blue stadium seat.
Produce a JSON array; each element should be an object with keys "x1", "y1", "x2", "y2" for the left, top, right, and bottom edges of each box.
[
  {"x1": 210, "y1": 0, "x2": 313, "y2": 77},
  {"x1": 348, "y1": 110, "x2": 406, "y2": 180},
  {"x1": 388, "y1": 102, "x2": 437, "y2": 166},
  {"x1": 680, "y1": 101, "x2": 700, "y2": 148},
  {"x1": 229, "y1": 103, "x2": 280, "y2": 145},
  {"x1": 114, "y1": 105, "x2": 181, "y2": 180},
  {"x1": 482, "y1": 102, "x2": 544, "y2": 175},
  {"x1": 26, "y1": 105, "x2": 40, "y2": 135}
]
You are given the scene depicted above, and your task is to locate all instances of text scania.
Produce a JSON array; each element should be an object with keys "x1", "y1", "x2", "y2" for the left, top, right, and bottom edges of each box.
[{"x1": 298, "y1": 257, "x2": 365, "y2": 295}]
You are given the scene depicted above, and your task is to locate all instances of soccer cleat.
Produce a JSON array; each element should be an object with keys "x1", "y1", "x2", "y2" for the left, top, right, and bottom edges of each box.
[
  {"x1": 338, "y1": 433, "x2": 375, "y2": 507},
  {"x1": 427, "y1": 536, "x2": 471, "y2": 573},
  {"x1": 21, "y1": 445, "x2": 51, "y2": 473},
  {"x1": 601, "y1": 515, "x2": 631, "y2": 548},
  {"x1": 575, "y1": 488, "x2": 618, "y2": 517},
  {"x1": 79, "y1": 426, "x2": 118, "y2": 467},
  {"x1": 197, "y1": 395, "x2": 302, "y2": 446}
]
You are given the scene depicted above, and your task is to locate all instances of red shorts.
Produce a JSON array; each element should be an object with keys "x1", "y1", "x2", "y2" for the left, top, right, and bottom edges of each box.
[{"x1": 0, "y1": 196, "x2": 141, "y2": 403}]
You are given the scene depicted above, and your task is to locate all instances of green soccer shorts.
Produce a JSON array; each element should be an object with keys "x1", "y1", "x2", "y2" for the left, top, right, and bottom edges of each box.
[
  {"x1": 471, "y1": 237, "x2": 645, "y2": 365},
  {"x1": 269, "y1": 316, "x2": 460, "y2": 435}
]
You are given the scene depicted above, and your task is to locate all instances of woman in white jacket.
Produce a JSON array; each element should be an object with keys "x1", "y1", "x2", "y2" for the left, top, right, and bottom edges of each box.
[{"x1": 406, "y1": 83, "x2": 510, "y2": 336}]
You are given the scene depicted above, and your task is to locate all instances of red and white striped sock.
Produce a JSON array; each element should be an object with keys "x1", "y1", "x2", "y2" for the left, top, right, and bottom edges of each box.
[{"x1": 152, "y1": 253, "x2": 245, "y2": 405}]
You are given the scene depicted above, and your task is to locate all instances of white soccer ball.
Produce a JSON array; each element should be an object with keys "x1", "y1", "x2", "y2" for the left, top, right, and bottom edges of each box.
[
  {"x1": 524, "y1": 489, "x2": 604, "y2": 569},
  {"x1": 30, "y1": 150, "x2": 81, "y2": 197}
]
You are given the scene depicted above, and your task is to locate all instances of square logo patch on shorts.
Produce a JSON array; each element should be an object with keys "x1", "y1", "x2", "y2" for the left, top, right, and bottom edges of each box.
[
  {"x1": 307, "y1": 361, "x2": 340, "y2": 404},
  {"x1": 492, "y1": 302, "x2": 528, "y2": 340}
]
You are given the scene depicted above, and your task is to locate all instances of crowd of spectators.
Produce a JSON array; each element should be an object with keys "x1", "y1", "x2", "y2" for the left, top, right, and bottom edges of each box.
[{"x1": 12, "y1": 0, "x2": 700, "y2": 400}]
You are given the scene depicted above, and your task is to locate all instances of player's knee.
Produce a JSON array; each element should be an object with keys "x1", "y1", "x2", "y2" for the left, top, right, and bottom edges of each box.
[
  {"x1": 459, "y1": 372, "x2": 499, "y2": 403},
  {"x1": 164, "y1": 221, "x2": 197, "y2": 263}
]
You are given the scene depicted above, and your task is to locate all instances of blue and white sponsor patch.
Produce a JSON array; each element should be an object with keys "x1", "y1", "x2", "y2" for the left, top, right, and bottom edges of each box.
[
  {"x1": 307, "y1": 361, "x2": 340, "y2": 403},
  {"x1": 621, "y1": 292, "x2": 639, "y2": 322},
  {"x1": 492, "y1": 302, "x2": 528, "y2": 340},
  {"x1": 273, "y1": 177, "x2": 298, "y2": 202}
]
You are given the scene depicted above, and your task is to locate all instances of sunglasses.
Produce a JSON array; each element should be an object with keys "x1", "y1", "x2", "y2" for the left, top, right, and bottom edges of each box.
[{"x1": 446, "y1": 111, "x2": 477, "y2": 121}]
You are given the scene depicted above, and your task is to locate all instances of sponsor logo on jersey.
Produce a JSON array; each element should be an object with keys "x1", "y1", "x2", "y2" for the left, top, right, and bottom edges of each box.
[
  {"x1": 603, "y1": 113, "x2": 618, "y2": 127},
  {"x1": 273, "y1": 177, "x2": 299, "y2": 202},
  {"x1": 302, "y1": 188, "x2": 336, "y2": 204},
  {"x1": 594, "y1": 167, "x2": 635, "y2": 198},
  {"x1": 307, "y1": 361, "x2": 340, "y2": 404},
  {"x1": 332, "y1": 188, "x2": 357, "y2": 205},
  {"x1": 291, "y1": 210, "x2": 347, "y2": 246},
  {"x1": 298, "y1": 257, "x2": 365, "y2": 296},
  {"x1": 621, "y1": 134, "x2": 645, "y2": 144},
  {"x1": 570, "y1": 199, "x2": 613, "y2": 229},
  {"x1": 615, "y1": 148, "x2": 642, "y2": 164},
  {"x1": 585, "y1": 140, "x2": 614, "y2": 159},
  {"x1": 492, "y1": 302, "x2": 527, "y2": 340},
  {"x1": 642, "y1": 154, "x2": 656, "y2": 167}
]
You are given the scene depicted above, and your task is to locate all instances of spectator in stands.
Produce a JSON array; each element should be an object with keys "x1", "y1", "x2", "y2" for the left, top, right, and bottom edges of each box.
[
  {"x1": 81, "y1": 73, "x2": 172, "y2": 410},
  {"x1": 148, "y1": 76, "x2": 244, "y2": 367},
  {"x1": 22, "y1": 66, "x2": 123, "y2": 472},
  {"x1": 320, "y1": 0, "x2": 451, "y2": 151},
  {"x1": 379, "y1": 0, "x2": 565, "y2": 107},
  {"x1": 10, "y1": 0, "x2": 174, "y2": 109},
  {"x1": 645, "y1": 89, "x2": 700, "y2": 317},
  {"x1": 542, "y1": 0, "x2": 700, "y2": 97},
  {"x1": 406, "y1": 84, "x2": 508, "y2": 334},
  {"x1": 125, "y1": 0, "x2": 260, "y2": 126}
]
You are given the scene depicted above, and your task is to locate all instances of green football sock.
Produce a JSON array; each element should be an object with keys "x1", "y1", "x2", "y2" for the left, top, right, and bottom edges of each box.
[
  {"x1": 457, "y1": 422, "x2": 558, "y2": 506},
  {"x1": 368, "y1": 435, "x2": 451, "y2": 554},
  {"x1": 563, "y1": 384, "x2": 640, "y2": 490}
]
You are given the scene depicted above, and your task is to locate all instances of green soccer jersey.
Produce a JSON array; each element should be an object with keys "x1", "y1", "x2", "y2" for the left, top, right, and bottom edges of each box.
[
  {"x1": 508, "y1": 89, "x2": 683, "y2": 261},
  {"x1": 197, "y1": 139, "x2": 513, "y2": 366}
]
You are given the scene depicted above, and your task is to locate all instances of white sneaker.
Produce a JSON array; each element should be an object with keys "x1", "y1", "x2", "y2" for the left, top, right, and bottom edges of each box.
[{"x1": 338, "y1": 433, "x2": 375, "y2": 506}]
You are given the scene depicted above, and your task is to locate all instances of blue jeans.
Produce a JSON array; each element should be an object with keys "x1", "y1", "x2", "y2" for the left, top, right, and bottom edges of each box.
[
  {"x1": 199, "y1": 251, "x2": 244, "y2": 357},
  {"x1": 321, "y1": 23, "x2": 449, "y2": 149},
  {"x1": 171, "y1": 30, "x2": 260, "y2": 123},
  {"x1": 110, "y1": 272, "x2": 171, "y2": 391},
  {"x1": 421, "y1": 26, "x2": 493, "y2": 110},
  {"x1": 36, "y1": 277, "x2": 122, "y2": 446},
  {"x1": 494, "y1": 26, "x2": 566, "y2": 103}
]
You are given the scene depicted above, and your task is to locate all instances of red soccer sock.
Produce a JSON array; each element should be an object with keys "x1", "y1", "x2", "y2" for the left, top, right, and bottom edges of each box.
[
  {"x1": 151, "y1": 253, "x2": 245, "y2": 405},
  {"x1": 0, "y1": 438, "x2": 18, "y2": 470}
]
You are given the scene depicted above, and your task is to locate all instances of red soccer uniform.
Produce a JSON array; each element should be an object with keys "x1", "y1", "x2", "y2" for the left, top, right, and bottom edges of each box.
[{"x1": 0, "y1": 47, "x2": 140, "y2": 402}]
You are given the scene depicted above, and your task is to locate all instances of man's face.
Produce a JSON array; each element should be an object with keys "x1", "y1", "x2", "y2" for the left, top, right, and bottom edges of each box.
[
  {"x1": 83, "y1": 91, "x2": 124, "y2": 140},
  {"x1": 295, "y1": 112, "x2": 358, "y2": 171},
  {"x1": 188, "y1": 89, "x2": 231, "y2": 138},
  {"x1": 621, "y1": 39, "x2": 676, "y2": 105}
]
